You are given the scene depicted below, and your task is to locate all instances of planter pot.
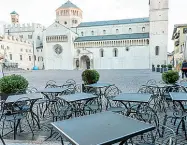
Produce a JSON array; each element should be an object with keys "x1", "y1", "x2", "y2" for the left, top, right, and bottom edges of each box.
[
  {"x1": 156, "y1": 68, "x2": 160, "y2": 72},
  {"x1": 152, "y1": 67, "x2": 155, "y2": 72},
  {"x1": 160, "y1": 68, "x2": 164, "y2": 73},
  {"x1": 164, "y1": 68, "x2": 168, "y2": 72}
]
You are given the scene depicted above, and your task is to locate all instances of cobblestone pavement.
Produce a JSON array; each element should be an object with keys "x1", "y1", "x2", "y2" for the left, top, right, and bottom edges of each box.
[{"x1": 3, "y1": 69, "x2": 186, "y2": 145}]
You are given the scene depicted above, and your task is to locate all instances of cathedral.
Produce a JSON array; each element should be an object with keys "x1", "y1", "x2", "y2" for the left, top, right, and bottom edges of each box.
[{"x1": 5, "y1": 0, "x2": 169, "y2": 70}]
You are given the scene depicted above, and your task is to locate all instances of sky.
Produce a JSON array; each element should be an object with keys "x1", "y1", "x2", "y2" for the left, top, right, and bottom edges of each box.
[{"x1": 0, "y1": 0, "x2": 186, "y2": 52}]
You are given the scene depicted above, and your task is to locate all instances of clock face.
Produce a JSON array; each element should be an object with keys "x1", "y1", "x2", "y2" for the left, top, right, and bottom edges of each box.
[{"x1": 54, "y1": 44, "x2": 63, "y2": 54}]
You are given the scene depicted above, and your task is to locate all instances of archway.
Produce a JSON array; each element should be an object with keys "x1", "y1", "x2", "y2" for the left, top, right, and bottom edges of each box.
[{"x1": 80, "y1": 55, "x2": 90, "y2": 69}]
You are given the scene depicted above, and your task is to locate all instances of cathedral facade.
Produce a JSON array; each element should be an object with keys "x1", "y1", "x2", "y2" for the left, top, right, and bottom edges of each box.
[{"x1": 4, "y1": 0, "x2": 169, "y2": 70}]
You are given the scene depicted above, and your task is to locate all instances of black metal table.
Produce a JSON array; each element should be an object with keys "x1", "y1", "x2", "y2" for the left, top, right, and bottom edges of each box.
[
  {"x1": 169, "y1": 92, "x2": 187, "y2": 139},
  {"x1": 37, "y1": 87, "x2": 68, "y2": 117},
  {"x1": 51, "y1": 111, "x2": 155, "y2": 145},
  {"x1": 113, "y1": 93, "x2": 152, "y2": 116},
  {"x1": 177, "y1": 82, "x2": 187, "y2": 88},
  {"x1": 85, "y1": 83, "x2": 114, "y2": 110},
  {"x1": 58, "y1": 93, "x2": 98, "y2": 116}
]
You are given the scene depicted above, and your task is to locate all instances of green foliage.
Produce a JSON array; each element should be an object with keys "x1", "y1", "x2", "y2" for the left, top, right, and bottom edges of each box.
[
  {"x1": 162, "y1": 70, "x2": 179, "y2": 84},
  {"x1": 82, "y1": 69, "x2": 100, "y2": 85},
  {"x1": 164, "y1": 65, "x2": 167, "y2": 68},
  {"x1": 0, "y1": 74, "x2": 28, "y2": 94},
  {"x1": 152, "y1": 64, "x2": 155, "y2": 67},
  {"x1": 157, "y1": 64, "x2": 160, "y2": 67},
  {"x1": 167, "y1": 64, "x2": 172, "y2": 68},
  {"x1": 161, "y1": 65, "x2": 164, "y2": 68}
]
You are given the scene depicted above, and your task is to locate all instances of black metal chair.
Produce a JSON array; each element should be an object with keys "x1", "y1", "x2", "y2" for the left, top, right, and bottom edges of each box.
[
  {"x1": 146, "y1": 79, "x2": 157, "y2": 86},
  {"x1": 1, "y1": 97, "x2": 34, "y2": 140},
  {"x1": 130, "y1": 105, "x2": 176, "y2": 145},
  {"x1": 0, "y1": 101, "x2": 6, "y2": 145},
  {"x1": 104, "y1": 85, "x2": 126, "y2": 114}
]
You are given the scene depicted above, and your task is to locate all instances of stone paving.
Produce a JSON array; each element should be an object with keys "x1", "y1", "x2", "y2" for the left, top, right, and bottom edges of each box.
[{"x1": 2, "y1": 69, "x2": 185, "y2": 145}]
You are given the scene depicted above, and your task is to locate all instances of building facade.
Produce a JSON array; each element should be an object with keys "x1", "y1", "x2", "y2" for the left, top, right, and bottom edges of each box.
[
  {"x1": 0, "y1": 35, "x2": 34, "y2": 70},
  {"x1": 43, "y1": 0, "x2": 169, "y2": 70},
  {"x1": 3, "y1": 0, "x2": 169, "y2": 70},
  {"x1": 4, "y1": 11, "x2": 45, "y2": 69},
  {"x1": 172, "y1": 24, "x2": 187, "y2": 67}
]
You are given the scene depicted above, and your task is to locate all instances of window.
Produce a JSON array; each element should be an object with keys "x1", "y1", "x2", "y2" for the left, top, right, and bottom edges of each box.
[
  {"x1": 37, "y1": 49, "x2": 39, "y2": 52},
  {"x1": 29, "y1": 49, "x2": 32, "y2": 53},
  {"x1": 142, "y1": 27, "x2": 145, "y2": 32},
  {"x1": 37, "y1": 36, "x2": 40, "y2": 40},
  {"x1": 103, "y1": 30, "x2": 106, "y2": 34},
  {"x1": 19, "y1": 35, "x2": 23, "y2": 38},
  {"x1": 38, "y1": 57, "x2": 40, "y2": 61},
  {"x1": 26, "y1": 49, "x2": 28, "y2": 53},
  {"x1": 100, "y1": 49, "x2": 104, "y2": 57},
  {"x1": 116, "y1": 29, "x2": 119, "y2": 33},
  {"x1": 75, "y1": 20, "x2": 77, "y2": 24},
  {"x1": 64, "y1": 21, "x2": 67, "y2": 25},
  {"x1": 7, "y1": 46, "x2": 9, "y2": 50},
  {"x1": 28, "y1": 35, "x2": 32, "y2": 39},
  {"x1": 41, "y1": 49, "x2": 42, "y2": 52},
  {"x1": 129, "y1": 28, "x2": 132, "y2": 33},
  {"x1": 155, "y1": 46, "x2": 159, "y2": 56},
  {"x1": 91, "y1": 31, "x2": 94, "y2": 36},
  {"x1": 34, "y1": 55, "x2": 36, "y2": 61},
  {"x1": 113, "y1": 48, "x2": 118, "y2": 57},
  {"x1": 29, "y1": 56, "x2": 31, "y2": 61},
  {"x1": 20, "y1": 55, "x2": 22, "y2": 61},
  {"x1": 81, "y1": 32, "x2": 84, "y2": 36},
  {"x1": 12, "y1": 18, "x2": 15, "y2": 22},
  {"x1": 20, "y1": 48, "x2": 23, "y2": 52},
  {"x1": 9, "y1": 54, "x2": 12, "y2": 60},
  {"x1": 41, "y1": 57, "x2": 43, "y2": 61}
]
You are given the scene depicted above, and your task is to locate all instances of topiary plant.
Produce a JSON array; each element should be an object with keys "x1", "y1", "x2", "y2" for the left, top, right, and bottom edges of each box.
[
  {"x1": 157, "y1": 64, "x2": 160, "y2": 68},
  {"x1": 0, "y1": 74, "x2": 29, "y2": 94},
  {"x1": 161, "y1": 65, "x2": 164, "y2": 68},
  {"x1": 162, "y1": 70, "x2": 179, "y2": 84},
  {"x1": 82, "y1": 69, "x2": 100, "y2": 85},
  {"x1": 167, "y1": 64, "x2": 172, "y2": 69}
]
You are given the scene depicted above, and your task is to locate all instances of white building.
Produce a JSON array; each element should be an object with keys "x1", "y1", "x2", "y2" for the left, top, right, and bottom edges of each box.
[
  {"x1": 43, "y1": 0, "x2": 169, "y2": 70},
  {"x1": 0, "y1": 35, "x2": 34, "y2": 70},
  {"x1": 3, "y1": 0, "x2": 169, "y2": 70},
  {"x1": 4, "y1": 11, "x2": 45, "y2": 69}
]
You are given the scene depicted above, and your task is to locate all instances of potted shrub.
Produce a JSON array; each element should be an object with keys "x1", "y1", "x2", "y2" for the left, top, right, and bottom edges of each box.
[
  {"x1": 167, "y1": 64, "x2": 173, "y2": 71},
  {"x1": 0, "y1": 74, "x2": 29, "y2": 100},
  {"x1": 162, "y1": 70, "x2": 179, "y2": 84},
  {"x1": 164, "y1": 65, "x2": 167, "y2": 72},
  {"x1": 152, "y1": 64, "x2": 155, "y2": 72},
  {"x1": 156, "y1": 65, "x2": 160, "y2": 72},
  {"x1": 82, "y1": 69, "x2": 100, "y2": 92},
  {"x1": 160, "y1": 65, "x2": 164, "y2": 73}
]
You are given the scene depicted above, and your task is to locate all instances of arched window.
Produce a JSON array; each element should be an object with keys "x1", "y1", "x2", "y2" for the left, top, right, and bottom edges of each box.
[
  {"x1": 64, "y1": 21, "x2": 67, "y2": 25},
  {"x1": 142, "y1": 27, "x2": 145, "y2": 32},
  {"x1": 100, "y1": 49, "x2": 104, "y2": 57},
  {"x1": 113, "y1": 48, "x2": 118, "y2": 57},
  {"x1": 91, "y1": 31, "x2": 94, "y2": 36},
  {"x1": 103, "y1": 30, "x2": 106, "y2": 34},
  {"x1": 81, "y1": 32, "x2": 84, "y2": 36},
  {"x1": 129, "y1": 28, "x2": 132, "y2": 33},
  {"x1": 155, "y1": 46, "x2": 159, "y2": 55},
  {"x1": 116, "y1": 29, "x2": 119, "y2": 33}
]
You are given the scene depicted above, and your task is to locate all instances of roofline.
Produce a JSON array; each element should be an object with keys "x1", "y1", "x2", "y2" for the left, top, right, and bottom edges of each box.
[{"x1": 77, "y1": 17, "x2": 149, "y2": 28}]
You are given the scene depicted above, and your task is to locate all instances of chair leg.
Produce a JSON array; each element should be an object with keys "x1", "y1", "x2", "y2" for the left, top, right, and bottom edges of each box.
[
  {"x1": 26, "y1": 116, "x2": 34, "y2": 137},
  {"x1": 0, "y1": 134, "x2": 5, "y2": 145}
]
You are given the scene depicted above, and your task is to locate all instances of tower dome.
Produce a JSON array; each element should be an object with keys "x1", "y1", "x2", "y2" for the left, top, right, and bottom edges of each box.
[{"x1": 56, "y1": 0, "x2": 82, "y2": 28}]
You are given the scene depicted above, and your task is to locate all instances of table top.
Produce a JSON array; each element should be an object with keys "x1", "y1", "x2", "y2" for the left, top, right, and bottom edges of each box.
[
  {"x1": 113, "y1": 93, "x2": 152, "y2": 103},
  {"x1": 6, "y1": 93, "x2": 43, "y2": 103},
  {"x1": 37, "y1": 87, "x2": 67, "y2": 93},
  {"x1": 169, "y1": 92, "x2": 187, "y2": 101},
  {"x1": 148, "y1": 83, "x2": 174, "y2": 88},
  {"x1": 85, "y1": 83, "x2": 114, "y2": 88},
  {"x1": 177, "y1": 82, "x2": 187, "y2": 87},
  {"x1": 58, "y1": 93, "x2": 97, "y2": 102},
  {"x1": 52, "y1": 111, "x2": 155, "y2": 145}
]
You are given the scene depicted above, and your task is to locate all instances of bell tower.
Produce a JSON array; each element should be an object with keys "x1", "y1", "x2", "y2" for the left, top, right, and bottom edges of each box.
[
  {"x1": 55, "y1": 0, "x2": 82, "y2": 28},
  {"x1": 149, "y1": 0, "x2": 169, "y2": 67},
  {"x1": 10, "y1": 11, "x2": 19, "y2": 24}
]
